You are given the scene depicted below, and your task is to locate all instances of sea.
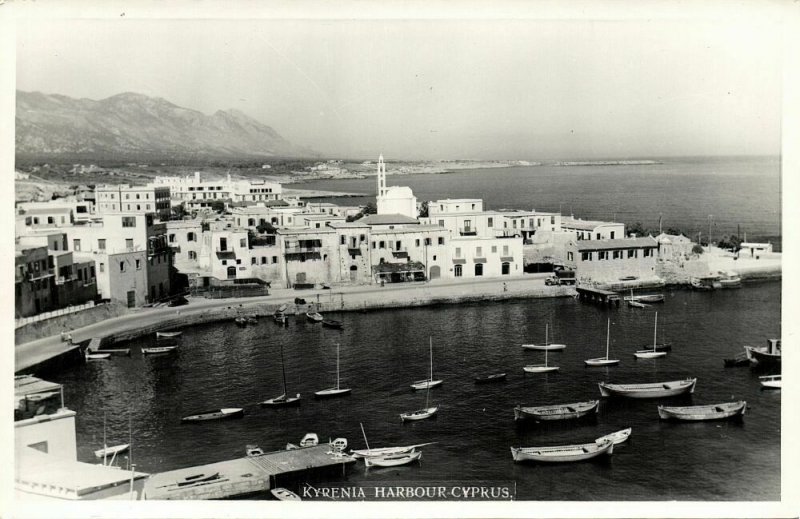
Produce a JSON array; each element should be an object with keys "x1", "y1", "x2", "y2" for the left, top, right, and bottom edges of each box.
[{"x1": 40, "y1": 156, "x2": 782, "y2": 501}]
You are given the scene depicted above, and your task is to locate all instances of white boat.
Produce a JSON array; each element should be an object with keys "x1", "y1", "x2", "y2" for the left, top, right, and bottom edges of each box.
[
  {"x1": 314, "y1": 343, "x2": 352, "y2": 398},
  {"x1": 261, "y1": 342, "x2": 301, "y2": 406},
  {"x1": 364, "y1": 450, "x2": 423, "y2": 467},
  {"x1": 624, "y1": 290, "x2": 665, "y2": 304},
  {"x1": 599, "y1": 378, "x2": 697, "y2": 398},
  {"x1": 521, "y1": 323, "x2": 567, "y2": 351},
  {"x1": 514, "y1": 400, "x2": 599, "y2": 421},
  {"x1": 156, "y1": 331, "x2": 183, "y2": 339},
  {"x1": 401, "y1": 368, "x2": 439, "y2": 422},
  {"x1": 585, "y1": 319, "x2": 620, "y2": 366},
  {"x1": 300, "y1": 433, "x2": 319, "y2": 447},
  {"x1": 271, "y1": 487, "x2": 301, "y2": 501},
  {"x1": 628, "y1": 300, "x2": 650, "y2": 308},
  {"x1": 352, "y1": 423, "x2": 436, "y2": 458},
  {"x1": 511, "y1": 438, "x2": 614, "y2": 463},
  {"x1": 759, "y1": 374, "x2": 781, "y2": 389},
  {"x1": 94, "y1": 443, "x2": 130, "y2": 459},
  {"x1": 718, "y1": 271, "x2": 742, "y2": 288},
  {"x1": 142, "y1": 346, "x2": 178, "y2": 355},
  {"x1": 596, "y1": 428, "x2": 632, "y2": 445},
  {"x1": 634, "y1": 312, "x2": 668, "y2": 359},
  {"x1": 85, "y1": 349, "x2": 111, "y2": 361},
  {"x1": 181, "y1": 408, "x2": 245, "y2": 422},
  {"x1": 410, "y1": 337, "x2": 443, "y2": 389},
  {"x1": 658, "y1": 401, "x2": 746, "y2": 421},
  {"x1": 306, "y1": 312, "x2": 324, "y2": 322},
  {"x1": 523, "y1": 342, "x2": 559, "y2": 373}
]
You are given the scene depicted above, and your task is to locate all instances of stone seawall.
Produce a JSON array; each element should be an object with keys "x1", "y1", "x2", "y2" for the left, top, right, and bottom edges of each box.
[{"x1": 15, "y1": 302, "x2": 129, "y2": 344}]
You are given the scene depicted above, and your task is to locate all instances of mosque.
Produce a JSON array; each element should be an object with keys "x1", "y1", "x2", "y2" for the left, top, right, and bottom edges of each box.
[{"x1": 375, "y1": 155, "x2": 418, "y2": 219}]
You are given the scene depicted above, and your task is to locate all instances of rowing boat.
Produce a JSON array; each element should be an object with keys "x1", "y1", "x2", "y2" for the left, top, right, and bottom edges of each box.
[
  {"x1": 514, "y1": 400, "x2": 599, "y2": 421},
  {"x1": 759, "y1": 374, "x2": 781, "y2": 389},
  {"x1": 599, "y1": 378, "x2": 697, "y2": 398},
  {"x1": 157, "y1": 331, "x2": 182, "y2": 339},
  {"x1": 596, "y1": 428, "x2": 632, "y2": 445},
  {"x1": 511, "y1": 438, "x2": 614, "y2": 463},
  {"x1": 474, "y1": 373, "x2": 507, "y2": 384},
  {"x1": 181, "y1": 408, "x2": 244, "y2": 422},
  {"x1": 364, "y1": 450, "x2": 422, "y2": 467},
  {"x1": 658, "y1": 401, "x2": 746, "y2": 421}
]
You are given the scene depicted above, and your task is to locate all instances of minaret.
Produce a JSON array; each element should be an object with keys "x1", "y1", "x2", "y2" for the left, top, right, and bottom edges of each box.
[{"x1": 376, "y1": 154, "x2": 387, "y2": 198}]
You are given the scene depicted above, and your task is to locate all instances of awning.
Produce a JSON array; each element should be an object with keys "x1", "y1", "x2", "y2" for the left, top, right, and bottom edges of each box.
[
  {"x1": 452, "y1": 258, "x2": 466, "y2": 265},
  {"x1": 348, "y1": 248, "x2": 362, "y2": 256},
  {"x1": 473, "y1": 257, "x2": 487, "y2": 264},
  {"x1": 216, "y1": 251, "x2": 236, "y2": 260},
  {"x1": 500, "y1": 256, "x2": 515, "y2": 262}
]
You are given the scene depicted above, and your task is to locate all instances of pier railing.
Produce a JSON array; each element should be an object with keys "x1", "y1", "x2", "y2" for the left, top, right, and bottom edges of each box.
[{"x1": 15, "y1": 301, "x2": 99, "y2": 328}]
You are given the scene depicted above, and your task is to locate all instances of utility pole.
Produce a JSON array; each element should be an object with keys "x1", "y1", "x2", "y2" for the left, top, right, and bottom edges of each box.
[{"x1": 708, "y1": 215, "x2": 713, "y2": 249}]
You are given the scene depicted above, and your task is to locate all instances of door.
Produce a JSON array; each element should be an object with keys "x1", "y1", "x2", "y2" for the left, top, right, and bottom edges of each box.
[
  {"x1": 429, "y1": 265, "x2": 441, "y2": 280},
  {"x1": 502, "y1": 262, "x2": 510, "y2": 275},
  {"x1": 227, "y1": 266, "x2": 237, "y2": 279},
  {"x1": 296, "y1": 272, "x2": 307, "y2": 284},
  {"x1": 127, "y1": 290, "x2": 136, "y2": 308},
  {"x1": 349, "y1": 266, "x2": 358, "y2": 282}
]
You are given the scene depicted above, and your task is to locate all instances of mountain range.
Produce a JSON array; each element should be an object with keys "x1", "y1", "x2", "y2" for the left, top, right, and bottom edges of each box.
[{"x1": 15, "y1": 91, "x2": 316, "y2": 160}]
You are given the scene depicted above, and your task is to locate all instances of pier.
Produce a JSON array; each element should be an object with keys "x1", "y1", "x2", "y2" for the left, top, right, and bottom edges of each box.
[
  {"x1": 143, "y1": 444, "x2": 356, "y2": 500},
  {"x1": 575, "y1": 286, "x2": 621, "y2": 307}
]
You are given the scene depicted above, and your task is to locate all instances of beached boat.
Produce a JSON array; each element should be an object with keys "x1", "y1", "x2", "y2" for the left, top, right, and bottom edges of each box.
[
  {"x1": 300, "y1": 433, "x2": 319, "y2": 447},
  {"x1": 142, "y1": 346, "x2": 178, "y2": 355},
  {"x1": 156, "y1": 331, "x2": 182, "y2": 339},
  {"x1": 523, "y1": 343, "x2": 559, "y2": 373},
  {"x1": 514, "y1": 400, "x2": 599, "y2": 421},
  {"x1": 585, "y1": 319, "x2": 620, "y2": 366},
  {"x1": 271, "y1": 488, "x2": 301, "y2": 501},
  {"x1": 85, "y1": 349, "x2": 111, "y2": 361},
  {"x1": 596, "y1": 428, "x2": 632, "y2": 445},
  {"x1": 521, "y1": 323, "x2": 567, "y2": 351},
  {"x1": 474, "y1": 373, "x2": 507, "y2": 384},
  {"x1": 658, "y1": 401, "x2": 746, "y2": 421},
  {"x1": 314, "y1": 343, "x2": 352, "y2": 398},
  {"x1": 181, "y1": 408, "x2": 244, "y2": 422},
  {"x1": 322, "y1": 319, "x2": 344, "y2": 329},
  {"x1": 598, "y1": 378, "x2": 697, "y2": 398},
  {"x1": 759, "y1": 374, "x2": 781, "y2": 389},
  {"x1": 176, "y1": 472, "x2": 220, "y2": 487},
  {"x1": 634, "y1": 312, "x2": 668, "y2": 359},
  {"x1": 364, "y1": 450, "x2": 423, "y2": 468},
  {"x1": 411, "y1": 337, "x2": 443, "y2": 389},
  {"x1": 261, "y1": 342, "x2": 301, "y2": 407},
  {"x1": 94, "y1": 443, "x2": 130, "y2": 459},
  {"x1": 306, "y1": 312, "x2": 324, "y2": 322},
  {"x1": 511, "y1": 438, "x2": 614, "y2": 463}
]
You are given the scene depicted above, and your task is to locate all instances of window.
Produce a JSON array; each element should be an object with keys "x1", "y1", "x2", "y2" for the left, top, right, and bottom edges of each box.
[
  {"x1": 567, "y1": 251, "x2": 574, "y2": 261},
  {"x1": 455, "y1": 247, "x2": 461, "y2": 258},
  {"x1": 360, "y1": 234, "x2": 366, "y2": 242},
  {"x1": 99, "y1": 262, "x2": 105, "y2": 272},
  {"x1": 188, "y1": 251, "x2": 197, "y2": 260},
  {"x1": 454, "y1": 264, "x2": 462, "y2": 277},
  {"x1": 488, "y1": 217, "x2": 493, "y2": 227},
  {"x1": 125, "y1": 194, "x2": 130, "y2": 200},
  {"x1": 610, "y1": 231, "x2": 616, "y2": 239},
  {"x1": 77, "y1": 268, "x2": 83, "y2": 281},
  {"x1": 627, "y1": 249, "x2": 636, "y2": 259},
  {"x1": 599, "y1": 251, "x2": 609, "y2": 260},
  {"x1": 260, "y1": 256, "x2": 266, "y2": 264},
  {"x1": 33, "y1": 217, "x2": 39, "y2": 224},
  {"x1": 581, "y1": 252, "x2": 592, "y2": 261},
  {"x1": 438, "y1": 237, "x2": 444, "y2": 245},
  {"x1": 122, "y1": 216, "x2": 136, "y2": 227},
  {"x1": 551, "y1": 216, "x2": 555, "y2": 225},
  {"x1": 47, "y1": 216, "x2": 54, "y2": 224},
  {"x1": 236, "y1": 259, "x2": 242, "y2": 265},
  {"x1": 240, "y1": 238, "x2": 246, "y2": 248},
  {"x1": 613, "y1": 250, "x2": 622, "y2": 259},
  {"x1": 126, "y1": 239, "x2": 134, "y2": 249},
  {"x1": 596, "y1": 233, "x2": 601, "y2": 240},
  {"x1": 424, "y1": 238, "x2": 432, "y2": 246},
  {"x1": 415, "y1": 239, "x2": 420, "y2": 247},
  {"x1": 379, "y1": 241, "x2": 385, "y2": 249},
  {"x1": 438, "y1": 220, "x2": 445, "y2": 227},
  {"x1": 222, "y1": 260, "x2": 227, "y2": 266},
  {"x1": 98, "y1": 239, "x2": 106, "y2": 250},
  {"x1": 475, "y1": 263, "x2": 483, "y2": 276},
  {"x1": 464, "y1": 219, "x2": 472, "y2": 230},
  {"x1": 187, "y1": 232, "x2": 196, "y2": 242},
  {"x1": 372, "y1": 241, "x2": 376, "y2": 249},
  {"x1": 120, "y1": 261, "x2": 125, "y2": 272},
  {"x1": 135, "y1": 259, "x2": 142, "y2": 269},
  {"x1": 272, "y1": 256, "x2": 278, "y2": 264},
  {"x1": 503, "y1": 245, "x2": 509, "y2": 255},
  {"x1": 341, "y1": 235, "x2": 346, "y2": 245},
  {"x1": 476, "y1": 247, "x2": 483, "y2": 257},
  {"x1": 502, "y1": 262, "x2": 510, "y2": 275},
  {"x1": 169, "y1": 234, "x2": 175, "y2": 243},
  {"x1": 395, "y1": 241, "x2": 402, "y2": 250},
  {"x1": 644, "y1": 248, "x2": 652, "y2": 257},
  {"x1": 491, "y1": 246, "x2": 497, "y2": 253},
  {"x1": 219, "y1": 238, "x2": 228, "y2": 251}
]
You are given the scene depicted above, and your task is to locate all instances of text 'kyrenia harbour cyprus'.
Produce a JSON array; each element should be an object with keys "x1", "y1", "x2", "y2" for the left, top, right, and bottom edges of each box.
[{"x1": 11, "y1": 10, "x2": 786, "y2": 510}]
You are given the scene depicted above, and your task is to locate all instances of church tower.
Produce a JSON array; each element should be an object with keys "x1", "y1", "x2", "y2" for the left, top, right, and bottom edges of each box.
[{"x1": 376, "y1": 154, "x2": 387, "y2": 199}]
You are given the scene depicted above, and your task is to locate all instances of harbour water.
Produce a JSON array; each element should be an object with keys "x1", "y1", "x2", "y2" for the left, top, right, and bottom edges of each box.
[
  {"x1": 47, "y1": 282, "x2": 781, "y2": 500},
  {"x1": 299, "y1": 156, "x2": 782, "y2": 249}
]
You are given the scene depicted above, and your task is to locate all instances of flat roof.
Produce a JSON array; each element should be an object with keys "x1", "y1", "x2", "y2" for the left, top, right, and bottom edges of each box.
[
  {"x1": 328, "y1": 221, "x2": 370, "y2": 228},
  {"x1": 22, "y1": 207, "x2": 73, "y2": 215},
  {"x1": 561, "y1": 217, "x2": 623, "y2": 230},
  {"x1": 576, "y1": 237, "x2": 658, "y2": 251},
  {"x1": 370, "y1": 224, "x2": 446, "y2": 234},
  {"x1": 15, "y1": 375, "x2": 61, "y2": 400},
  {"x1": 361, "y1": 214, "x2": 420, "y2": 225},
  {"x1": 276, "y1": 227, "x2": 336, "y2": 235}
]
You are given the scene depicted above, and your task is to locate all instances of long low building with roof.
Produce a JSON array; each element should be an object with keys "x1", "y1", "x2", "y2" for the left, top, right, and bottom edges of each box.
[{"x1": 568, "y1": 236, "x2": 659, "y2": 283}]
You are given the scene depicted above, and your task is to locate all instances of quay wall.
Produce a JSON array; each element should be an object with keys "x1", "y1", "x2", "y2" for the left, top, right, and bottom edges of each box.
[{"x1": 14, "y1": 302, "x2": 129, "y2": 344}]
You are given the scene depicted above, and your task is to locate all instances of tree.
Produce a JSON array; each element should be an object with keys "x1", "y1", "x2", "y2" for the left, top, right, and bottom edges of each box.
[
  {"x1": 363, "y1": 202, "x2": 377, "y2": 215},
  {"x1": 691, "y1": 244, "x2": 704, "y2": 255},
  {"x1": 418, "y1": 201, "x2": 429, "y2": 218},
  {"x1": 210, "y1": 199, "x2": 226, "y2": 213},
  {"x1": 256, "y1": 221, "x2": 277, "y2": 234},
  {"x1": 171, "y1": 203, "x2": 188, "y2": 220}
]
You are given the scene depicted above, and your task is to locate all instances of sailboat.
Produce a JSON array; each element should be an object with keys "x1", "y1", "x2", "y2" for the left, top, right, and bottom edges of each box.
[
  {"x1": 521, "y1": 323, "x2": 567, "y2": 351},
  {"x1": 314, "y1": 343, "x2": 351, "y2": 398},
  {"x1": 410, "y1": 337, "x2": 443, "y2": 390},
  {"x1": 94, "y1": 412, "x2": 129, "y2": 465},
  {"x1": 523, "y1": 342, "x2": 559, "y2": 373},
  {"x1": 634, "y1": 312, "x2": 668, "y2": 359},
  {"x1": 401, "y1": 375, "x2": 439, "y2": 421},
  {"x1": 261, "y1": 342, "x2": 301, "y2": 406},
  {"x1": 585, "y1": 319, "x2": 620, "y2": 366},
  {"x1": 351, "y1": 423, "x2": 436, "y2": 458}
]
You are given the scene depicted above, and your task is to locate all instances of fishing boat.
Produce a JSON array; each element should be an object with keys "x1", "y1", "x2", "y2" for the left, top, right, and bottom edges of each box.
[
  {"x1": 474, "y1": 373, "x2": 507, "y2": 384},
  {"x1": 598, "y1": 378, "x2": 697, "y2": 398},
  {"x1": 181, "y1": 408, "x2": 245, "y2": 422},
  {"x1": 314, "y1": 343, "x2": 352, "y2": 398},
  {"x1": 402, "y1": 365, "x2": 439, "y2": 422},
  {"x1": 410, "y1": 337, "x2": 443, "y2": 389},
  {"x1": 585, "y1": 319, "x2": 620, "y2": 366},
  {"x1": 300, "y1": 433, "x2": 319, "y2": 447},
  {"x1": 521, "y1": 323, "x2": 567, "y2": 351},
  {"x1": 596, "y1": 428, "x2": 632, "y2": 445},
  {"x1": 634, "y1": 312, "x2": 668, "y2": 359},
  {"x1": 511, "y1": 438, "x2": 614, "y2": 463},
  {"x1": 658, "y1": 401, "x2": 746, "y2": 421},
  {"x1": 94, "y1": 443, "x2": 130, "y2": 459},
  {"x1": 718, "y1": 271, "x2": 742, "y2": 288},
  {"x1": 322, "y1": 319, "x2": 343, "y2": 329},
  {"x1": 306, "y1": 312, "x2": 324, "y2": 322},
  {"x1": 261, "y1": 342, "x2": 301, "y2": 407},
  {"x1": 746, "y1": 339, "x2": 781, "y2": 366},
  {"x1": 690, "y1": 276, "x2": 719, "y2": 290},
  {"x1": 759, "y1": 374, "x2": 782, "y2": 389},
  {"x1": 624, "y1": 289, "x2": 664, "y2": 304},
  {"x1": 143, "y1": 345, "x2": 178, "y2": 355},
  {"x1": 523, "y1": 343, "x2": 559, "y2": 373},
  {"x1": 156, "y1": 331, "x2": 182, "y2": 339},
  {"x1": 271, "y1": 488, "x2": 301, "y2": 501},
  {"x1": 514, "y1": 400, "x2": 599, "y2": 421},
  {"x1": 364, "y1": 450, "x2": 423, "y2": 468}
]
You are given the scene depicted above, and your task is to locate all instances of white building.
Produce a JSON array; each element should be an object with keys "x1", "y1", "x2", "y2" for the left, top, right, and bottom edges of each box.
[
  {"x1": 569, "y1": 236, "x2": 658, "y2": 283},
  {"x1": 151, "y1": 172, "x2": 282, "y2": 208},
  {"x1": 376, "y1": 155, "x2": 417, "y2": 218},
  {"x1": 95, "y1": 184, "x2": 171, "y2": 220},
  {"x1": 561, "y1": 216, "x2": 625, "y2": 241}
]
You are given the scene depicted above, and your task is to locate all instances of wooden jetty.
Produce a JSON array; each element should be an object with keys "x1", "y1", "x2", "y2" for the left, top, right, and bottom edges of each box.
[
  {"x1": 575, "y1": 286, "x2": 621, "y2": 307},
  {"x1": 143, "y1": 444, "x2": 355, "y2": 500}
]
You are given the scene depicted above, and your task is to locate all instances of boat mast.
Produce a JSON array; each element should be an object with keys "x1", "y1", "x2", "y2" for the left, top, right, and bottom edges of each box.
[
  {"x1": 280, "y1": 342, "x2": 288, "y2": 395},
  {"x1": 103, "y1": 411, "x2": 107, "y2": 466},
  {"x1": 335, "y1": 343, "x2": 340, "y2": 390},
  {"x1": 545, "y1": 323, "x2": 549, "y2": 346},
  {"x1": 653, "y1": 312, "x2": 658, "y2": 352},
  {"x1": 360, "y1": 422, "x2": 371, "y2": 454},
  {"x1": 429, "y1": 336, "x2": 434, "y2": 382},
  {"x1": 606, "y1": 319, "x2": 611, "y2": 360}
]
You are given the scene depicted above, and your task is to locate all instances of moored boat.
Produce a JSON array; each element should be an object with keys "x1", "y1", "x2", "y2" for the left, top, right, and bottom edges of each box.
[
  {"x1": 724, "y1": 351, "x2": 749, "y2": 367},
  {"x1": 718, "y1": 271, "x2": 742, "y2": 288},
  {"x1": 322, "y1": 319, "x2": 343, "y2": 329},
  {"x1": 142, "y1": 346, "x2": 178, "y2": 355},
  {"x1": 271, "y1": 488, "x2": 301, "y2": 501},
  {"x1": 474, "y1": 373, "x2": 507, "y2": 384},
  {"x1": 658, "y1": 401, "x2": 746, "y2": 421},
  {"x1": 306, "y1": 312, "x2": 324, "y2": 322},
  {"x1": 511, "y1": 438, "x2": 614, "y2": 463},
  {"x1": 759, "y1": 374, "x2": 781, "y2": 389},
  {"x1": 746, "y1": 339, "x2": 781, "y2": 366},
  {"x1": 598, "y1": 378, "x2": 697, "y2": 398},
  {"x1": 514, "y1": 400, "x2": 599, "y2": 421},
  {"x1": 234, "y1": 316, "x2": 247, "y2": 327},
  {"x1": 181, "y1": 408, "x2": 244, "y2": 422},
  {"x1": 85, "y1": 349, "x2": 111, "y2": 361},
  {"x1": 156, "y1": 331, "x2": 182, "y2": 339},
  {"x1": 410, "y1": 337, "x2": 443, "y2": 389},
  {"x1": 521, "y1": 323, "x2": 567, "y2": 351},
  {"x1": 628, "y1": 300, "x2": 650, "y2": 308},
  {"x1": 299, "y1": 433, "x2": 319, "y2": 447},
  {"x1": 364, "y1": 450, "x2": 423, "y2": 467},
  {"x1": 261, "y1": 342, "x2": 301, "y2": 406},
  {"x1": 585, "y1": 319, "x2": 620, "y2": 366},
  {"x1": 634, "y1": 312, "x2": 668, "y2": 359},
  {"x1": 314, "y1": 343, "x2": 352, "y2": 398},
  {"x1": 94, "y1": 443, "x2": 130, "y2": 459},
  {"x1": 596, "y1": 428, "x2": 632, "y2": 445}
]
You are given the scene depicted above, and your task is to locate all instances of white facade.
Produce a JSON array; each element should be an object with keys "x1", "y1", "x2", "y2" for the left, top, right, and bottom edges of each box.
[
  {"x1": 151, "y1": 172, "x2": 282, "y2": 206},
  {"x1": 562, "y1": 216, "x2": 625, "y2": 241},
  {"x1": 570, "y1": 237, "x2": 658, "y2": 283},
  {"x1": 428, "y1": 199, "x2": 484, "y2": 215},
  {"x1": 95, "y1": 184, "x2": 171, "y2": 220},
  {"x1": 375, "y1": 155, "x2": 417, "y2": 218},
  {"x1": 449, "y1": 236, "x2": 523, "y2": 279}
]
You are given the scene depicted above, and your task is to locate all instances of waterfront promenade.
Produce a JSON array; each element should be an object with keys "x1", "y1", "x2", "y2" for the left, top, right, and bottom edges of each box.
[{"x1": 15, "y1": 273, "x2": 570, "y2": 373}]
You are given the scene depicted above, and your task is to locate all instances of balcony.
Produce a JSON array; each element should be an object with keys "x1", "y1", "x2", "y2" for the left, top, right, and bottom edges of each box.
[
  {"x1": 459, "y1": 227, "x2": 478, "y2": 236},
  {"x1": 284, "y1": 245, "x2": 321, "y2": 254},
  {"x1": 26, "y1": 269, "x2": 55, "y2": 281}
]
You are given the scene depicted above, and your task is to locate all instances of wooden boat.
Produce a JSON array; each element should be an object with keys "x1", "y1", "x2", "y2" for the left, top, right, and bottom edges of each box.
[
  {"x1": 585, "y1": 319, "x2": 620, "y2": 366},
  {"x1": 181, "y1": 408, "x2": 244, "y2": 422},
  {"x1": 97, "y1": 348, "x2": 131, "y2": 356},
  {"x1": 314, "y1": 343, "x2": 352, "y2": 398},
  {"x1": 246, "y1": 445, "x2": 265, "y2": 457},
  {"x1": 261, "y1": 342, "x2": 301, "y2": 407},
  {"x1": 511, "y1": 438, "x2": 614, "y2": 463},
  {"x1": 624, "y1": 289, "x2": 664, "y2": 304},
  {"x1": 322, "y1": 319, "x2": 343, "y2": 329},
  {"x1": 690, "y1": 276, "x2": 718, "y2": 290},
  {"x1": 759, "y1": 374, "x2": 781, "y2": 389},
  {"x1": 352, "y1": 423, "x2": 435, "y2": 458},
  {"x1": 94, "y1": 443, "x2": 130, "y2": 459},
  {"x1": 596, "y1": 428, "x2": 632, "y2": 445},
  {"x1": 364, "y1": 450, "x2": 422, "y2": 468},
  {"x1": 521, "y1": 323, "x2": 567, "y2": 351},
  {"x1": 634, "y1": 312, "x2": 668, "y2": 359},
  {"x1": 85, "y1": 350, "x2": 111, "y2": 361},
  {"x1": 234, "y1": 316, "x2": 247, "y2": 327},
  {"x1": 724, "y1": 351, "x2": 749, "y2": 367},
  {"x1": 300, "y1": 433, "x2": 319, "y2": 447},
  {"x1": 273, "y1": 313, "x2": 288, "y2": 325},
  {"x1": 306, "y1": 312, "x2": 324, "y2": 322},
  {"x1": 176, "y1": 472, "x2": 220, "y2": 487},
  {"x1": 599, "y1": 378, "x2": 697, "y2": 398},
  {"x1": 410, "y1": 337, "x2": 444, "y2": 389},
  {"x1": 628, "y1": 300, "x2": 650, "y2": 308},
  {"x1": 658, "y1": 401, "x2": 746, "y2": 421},
  {"x1": 401, "y1": 369, "x2": 439, "y2": 422},
  {"x1": 746, "y1": 339, "x2": 781, "y2": 366},
  {"x1": 514, "y1": 400, "x2": 599, "y2": 421},
  {"x1": 523, "y1": 342, "x2": 559, "y2": 373},
  {"x1": 474, "y1": 373, "x2": 507, "y2": 384},
  {"x1": 142, "y1": 346, "x2": 178, "y2": 355},
  {"x1": 157, "y1": 331, "x2": 183, "y2": 339},
  {"x1": 329, "y1": 438, "x2": 348, "y2": 452},
  {"x1": 718, "y1": 271, "x2": 742, "y2": 288},
  {"x1": 271, "y1": 488, "x2": 301, "y2": 501}
]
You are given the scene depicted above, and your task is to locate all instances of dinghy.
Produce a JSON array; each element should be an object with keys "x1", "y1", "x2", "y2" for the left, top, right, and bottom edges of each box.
[
  {"x1": 634, "y1": 312, "x2": 667, "y2": 359},
  {"x1": 595, "y1": 428, "x2": 632, "y2": 445},
  {"x1": 156, "y1": 331, "x2": 182, "y2": 339},
  {"x1": 511, "y1": 438, "x2": 614, "y2": 463},
  {"x1": 521, "y1": 323, "x2": 566, "y2": 351},
  {"x1": 181, "y1": 408, "x2": 244, "y2": 422},
  {"x1": 364, "y1": 450, "x2": 422, "y2": 468},
  {"x1": 94, "y1": 443, "x2": 130, "y2": 459},
  {"x1": 410, "y1": 337, "x2": 443, "y2": 390},
  {"x1": 314, "y1": 343, "x2": 352, "y2": 398},
  {"x1": 658, "y1": 401, "x2": 746, "y2": 421},
  {"x1": 598, "y1": 378, "x2": 697, "y2": 398},
  {"x1": 142, "y1": 346, "x2": 178, "y2": 355},
  {"x1": 271, "y1": 488, "x2": 301, "y2": 501},
  {"x1": 514, "y1": 400, "x2": 599, "y2": 421},
  {"x1": 759, "y1": 374, "x2": 781, "y2": 389},
  {"x1": 585, "y1": 319, "x2": 620, "y2": 366}
]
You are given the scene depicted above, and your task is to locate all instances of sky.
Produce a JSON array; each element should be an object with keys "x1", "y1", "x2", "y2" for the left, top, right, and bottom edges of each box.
[{"x1": 14, "y1": 8, "x2": 785, "y2": 160}]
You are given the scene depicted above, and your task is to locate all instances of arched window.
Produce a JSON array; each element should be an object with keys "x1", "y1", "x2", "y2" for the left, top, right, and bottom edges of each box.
[
  {"x1": 475, "y1": 263, "x2": 483, "y2": 277},
  {"x1": 454, "y1": 264, "x2": 462, "y2": 277}
]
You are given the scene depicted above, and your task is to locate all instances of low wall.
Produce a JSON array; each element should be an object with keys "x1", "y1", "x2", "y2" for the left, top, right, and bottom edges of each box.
[{"x1": 14, "y1": 302, "x2": 129, "y2": 344}]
